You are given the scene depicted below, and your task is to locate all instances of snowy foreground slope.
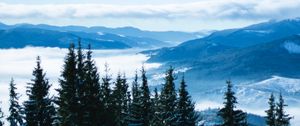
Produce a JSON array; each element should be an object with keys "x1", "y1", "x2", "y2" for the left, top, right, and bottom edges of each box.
[
  {"x1": 198, "y1": 109, "x2": 266, "y2": 126},
  {"x1": 195, "y1": 76, "x2": 300, "y2": 125}
]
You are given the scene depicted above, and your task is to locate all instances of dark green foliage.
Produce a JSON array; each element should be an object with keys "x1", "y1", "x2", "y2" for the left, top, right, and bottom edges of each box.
[
  {"x1": 76, "y1": 39, "x2": 85, "y2": 126},
  {"x1": 140, "y1": 66, "x2": 151, "y2": 126},
  {"x1": 81, "y1": 44, "x2": 103, "y2": 126},
  {"x1": 128, "y1": 71, "x2": 143, "y2": 126},
  {"x1": 176, "y1": 75, "x2": 198, "y2": 126},
  {"x1": 150, "y1": 88, "x2": 163, "y2": 126},
  {"x1": 112, "y1": 73, "x2": 130, "y2": 126},
  {"x1": 7, "y1": 78, "x2": 24, "y2": 126},
  {"x1": 159, "y1": 66, "x2": 178, "y2": 126},
  {"x1": 56, "y1": 43, "x2": 80, "y2": 125},
  {"x1": 218, "y1": 80, "x2": 247, "y2": 126},
  {"x1": 0, "y1": 103, "x2": 4, "y2": 126},
  {"x1": 24, "y1": 56, "x2": 56, "y2": 126},
  {"x1": 275, "y1": 93, "x2": 292, "y2": 126},
  {"x1": 265, "y1": 93, "x2": 276, "y2": 126},
  {"x1": 100, "y1": 63, "x2": 115, "y2": 126}
]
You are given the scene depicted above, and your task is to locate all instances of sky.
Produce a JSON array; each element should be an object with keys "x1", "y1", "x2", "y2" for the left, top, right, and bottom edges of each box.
[{"x1": 0, "y1": 0, "x2": 300, "y2": 31}]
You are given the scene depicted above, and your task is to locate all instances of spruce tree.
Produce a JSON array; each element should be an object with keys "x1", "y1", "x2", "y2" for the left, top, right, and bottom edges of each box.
[
  {"x1": 265, "y1": 93, "x2": 276, "y2": 126},
  {"x1": 140, "y1": 66, "x2": 151, "y2": 126},
  {"x1": 150, "y1": 88, "x2": 163, "y2": 126},
  {"x1": 57, "y1": 43, "x2": 80, "y2": 125},
  {"x1": 76, "y1": 39, "x2": 85, "y2": 126},
  {"x1": 218, "y1": 80, "x2": 247, "y2": 126},
  {"x1": 128, "y1": 71, "x2": 143, "y2": 125},
  {"x1": 159, "y1": 66, "x2": 177, "y2": 126},
  {"x1": 24, "y1": 56, "x2": 55, "y2": 126},
  {"x1": 100, "y1": 63, "x2": 114, "y2": 125},
  {"x1": 112, "y1": 73, "x2": 129, "y2": 126},
  {"x1": 0, "y1": 103, "x2": 4, "y2": 126},
  {"x1": 275, "y1": 93, "x2": 292, "y2": 126},
  {"x1": 81, "y1": 44, "x2": 103, "y2": 126},
  {"x1": 176, "y1": 75, "x2": 198, "y2": 126},
  {"x1": 7, "y1": 78, "x2": 24, "y2": 126}
]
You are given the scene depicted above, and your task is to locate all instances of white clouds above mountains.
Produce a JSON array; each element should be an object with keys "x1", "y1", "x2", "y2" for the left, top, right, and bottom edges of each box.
[
  {"x1": 0, "y1": 0, "x2": 299, "y2": 20},
  {"x1": 0, "y1": 0, "x2": 299, "y2": 31}
]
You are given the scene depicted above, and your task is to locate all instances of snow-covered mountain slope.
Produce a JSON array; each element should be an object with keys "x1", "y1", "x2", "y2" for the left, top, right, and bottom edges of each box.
[
  {"x1": 198, "y1": 109, "x2": 266, "y2": 126},
  {"x1": 193, "y1": 76, "x2": 300, "y2": 125},
  {"x1": 202, "y1": 76, "x2": 300, "y2": 108}
]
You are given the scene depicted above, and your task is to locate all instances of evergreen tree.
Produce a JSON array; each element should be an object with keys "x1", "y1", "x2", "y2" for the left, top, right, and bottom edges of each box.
[
  {"x1": 128, "y1": 71, "x2": 143, "y2": 125},
  {"x1": 176, "y1": 75, "x2": 198, "y2": 126},
  {"x1": 159, "y1": 66, "x2": 178, "y2": 126},
  {"x1": 218, "y1": 80, "x2": 247, "y2": 126},
  {"x1": 112, "y1": 73, "x2": 129, "y2": 126},
  {"x1": 81, "y1": 44, "x2": 103, "y2": 126},
  {"x1": 0, "y1": 102, "x2": 4, "y2": 126},
  {"x1": 100, "y1": 63, "x2": 115, "y2": 126},
  {"x1": 57, "y1": 43, "x2": 80, "y2": 125},
  {"x1": 265, "y1": 93, "x2": 276, "y2": 126},
  {"x1": 24, "y1": 56, "x2": 55, "y2": 126},
  {"x1": 140, "y1": 66, "x2": 151, "y2": 126},
  {"x1": 275, "y1": 93, "x2": 292, "y2": 126},
  {"x1": 150, "y1": 88, "x2": 163, "y2": 126},
  {"x1": 7, "y1": 78, "x2": 24, "y2": 126},
  {"x1": 76, "y1": 39, "x2": 85, "y2": 126}
]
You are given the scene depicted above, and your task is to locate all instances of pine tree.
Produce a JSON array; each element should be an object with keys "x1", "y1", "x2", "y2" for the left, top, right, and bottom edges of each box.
[
  {"x1": 56, "y1": 43, "x2": 80, "y2": 125},
  {"x1": 100, "y1": 63, "x2": 115, "y2": 126},
  {"x1": 24, "y1": 56, "x2": 55, "y2": 126},
  {"x1": 218, "y1": 80, "x2": 247, "y2": 126},
  {"x1": 128, "y1": 71, "x2": 143, "y2": 125},
  {"x1": 7, "y1": 78, "x2": 24, "y2": 126},
  {"x1": 76, "y1": 39, "x2": 85, "y2": 126},
  {"x1": 112, "y1": 73, "x2": 129, "y2": 126},
  {"x1": 265, "y1": 93, "x2": 276, "y2": 126},
  {"x1": 176, "y1": 75, "x2": 198, "y2": 126},
  {"x1": 275, "y1": 93, "x2": 292, "y2": 126},
  {"x1": 159, "y1": 66, "x2": 178, "y2": 126},
  {"x1": 150, "y1": 88, "x2": 163, "y2": 126},
  {"x1": 81, "y1": 44, "x2": 103, "y2": 126},
  {"x1": 0, "y1": 102, "x2": 4, "y2": 126},
  {"x1": 140, "y1": 66, "x2": 151, "y2": 126}
]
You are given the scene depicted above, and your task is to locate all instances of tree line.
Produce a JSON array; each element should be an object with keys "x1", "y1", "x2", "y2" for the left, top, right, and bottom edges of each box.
[{"x1": 0, "y1": 41, "x2": 293, "y2": 126}]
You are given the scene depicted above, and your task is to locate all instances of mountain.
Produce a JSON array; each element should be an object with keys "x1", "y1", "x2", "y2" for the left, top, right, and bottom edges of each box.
[
  {"x1": 0, "y1": 23, "x2": 207, "y2": 44},
  {"x1": 0, "y1": 28, "x2": 130, "y2": 49},
  {"x1": 190, "y1": 76, "x2": 300, "y2": 125},
  {"x1": 146, "y1": 18, "x2": 300, "y2": 63},
  {"x1": 0, "y1": 24, "x2": 174, "y2": 49},
  {"x1": 69, "y1": 31, "x2": 169, "y2": 48},
  {"x1": 147, "y1": 35, "x2": 300, "y2": 87},
  {"x1": 203, "y1": 18, "x2": 300, "y2": 47}
]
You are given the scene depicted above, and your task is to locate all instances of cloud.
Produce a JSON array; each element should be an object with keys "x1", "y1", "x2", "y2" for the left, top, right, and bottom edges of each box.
[
  {"x1": 0, "y1": 0, "x2": 299, "y2": 21},
  {"x1": 0, "y1": 47, "x2": 161, "y2": 124}
]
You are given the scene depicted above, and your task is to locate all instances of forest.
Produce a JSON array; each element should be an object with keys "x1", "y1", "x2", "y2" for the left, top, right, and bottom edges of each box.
[{"x1": 0, "y1": 42, "x2": 292, "y2": 126}]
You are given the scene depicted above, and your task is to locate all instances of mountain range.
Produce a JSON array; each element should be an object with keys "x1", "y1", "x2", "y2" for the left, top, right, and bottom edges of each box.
[
  {"x1": 146, "y1": 18, "x2": 300, "y2": 82},
  {"x1": 0, "y1": 23, "x2": 206, "y2": 49}
]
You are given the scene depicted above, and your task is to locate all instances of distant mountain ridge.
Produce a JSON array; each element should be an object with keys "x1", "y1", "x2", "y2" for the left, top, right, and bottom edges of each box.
[
  {"x1": 146, "y1": 18, "x2": 300, "y2": 82},
  {"x1": 0, "y1": 27, "x2": 130, "y2": 49},
  {"x1": 0, "y1": 22, "x2": 207, "y2": 47}
]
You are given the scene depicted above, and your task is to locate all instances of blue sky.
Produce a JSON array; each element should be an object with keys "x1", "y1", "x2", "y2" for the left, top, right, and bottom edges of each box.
[{"x1": 0, "y1": 0, "x2": 300, "y2": 31}]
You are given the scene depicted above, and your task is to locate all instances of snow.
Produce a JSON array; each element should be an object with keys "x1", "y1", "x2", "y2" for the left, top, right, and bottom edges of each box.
[
  {"x1": 283, "y1": 41, "x2": 300, "y2": 53},
  {"x1": 118, "y1": 34, "x2": 126, "y2": 37},
  {"x1": 195, "y1": 76, "x2": 300, "y2": 125},
  {"x1": 97, "y1": 32, "x2": 104, "y2": 35},
  {"x1": 244, "y1": 30, "x2": 272, "y2": 34}
]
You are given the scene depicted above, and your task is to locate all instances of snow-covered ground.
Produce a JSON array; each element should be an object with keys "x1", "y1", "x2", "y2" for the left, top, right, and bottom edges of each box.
[{"x1": 196, "y1": 76, "x2": 300, "y2": 125}]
